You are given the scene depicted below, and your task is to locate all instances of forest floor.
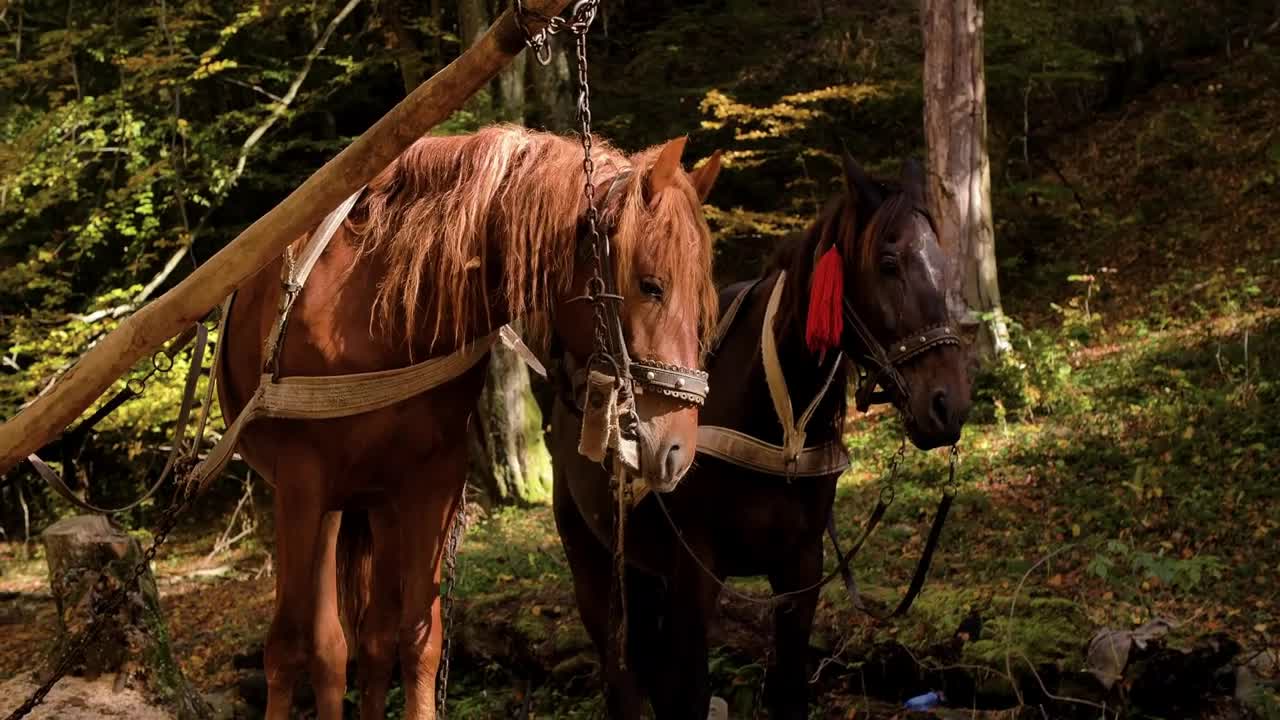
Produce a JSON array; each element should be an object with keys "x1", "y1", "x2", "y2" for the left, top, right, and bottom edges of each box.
[{"x1": 3, "y1": 9, "x2": 1280, "y2": 720}]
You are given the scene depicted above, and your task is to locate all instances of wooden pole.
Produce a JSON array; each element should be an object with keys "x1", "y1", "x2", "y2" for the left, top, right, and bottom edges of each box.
[{"x1": 0, "y1": 0, "x2": 571, "y2": 475}]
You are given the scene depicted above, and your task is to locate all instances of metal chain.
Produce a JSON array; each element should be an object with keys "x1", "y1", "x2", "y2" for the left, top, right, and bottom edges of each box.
[
  {"x1": 518, "y1": 0, "x2": 641, "y2": 673},
  {"x1": 4, "y1": 481, "x2": 194, "y2": 720},
  {"x1": 878, "y1": 435, "x2": 908, "y2": 505},
  {"x1": 124, "y1": 344, "x2": 181, "y2": 397},
  {"x1": 6, "y1": 321, "x2": 212, "y2": 720},
  {"x1": 435, "y1": 482, "x2": 468, "y2": 717},
  {"x1": 516, "y1": 0, "x2": 615, "y2": 382}
]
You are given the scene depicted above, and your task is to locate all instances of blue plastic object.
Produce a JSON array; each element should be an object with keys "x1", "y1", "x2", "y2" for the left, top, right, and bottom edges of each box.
[{"x1": 903, "y1": 690, "x2": 944, "y2": 711}]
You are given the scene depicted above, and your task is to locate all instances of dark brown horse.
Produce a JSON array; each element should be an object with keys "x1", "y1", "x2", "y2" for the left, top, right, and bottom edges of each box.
[
  {"x1": 217, "y1": 125, "x2": 721, "y2": 720},
  {"x1": 551, "y1": 153, "x2": 972, "y2": 719}
]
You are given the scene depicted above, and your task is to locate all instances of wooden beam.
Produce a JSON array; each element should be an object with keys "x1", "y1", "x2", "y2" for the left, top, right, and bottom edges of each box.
[{"x1": 0, "y1": 0, "x2": 572, "y2": 475}]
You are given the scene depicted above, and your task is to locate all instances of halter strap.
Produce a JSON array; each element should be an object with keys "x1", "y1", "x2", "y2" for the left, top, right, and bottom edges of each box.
[{"x1": 574, "y1": 168, "x2": 710, "y2": 408}]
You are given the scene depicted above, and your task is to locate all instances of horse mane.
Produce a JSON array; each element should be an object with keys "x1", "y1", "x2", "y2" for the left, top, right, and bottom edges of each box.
[
  {"x1": 769, "y1": 181, "x2": 913, "y2": 342},
  {"x1": 346, "y1": 124, "x2": 716, "y2": 354},
  {"x1": 762, "y1": 178, "x2": 922, "y2": 434}
]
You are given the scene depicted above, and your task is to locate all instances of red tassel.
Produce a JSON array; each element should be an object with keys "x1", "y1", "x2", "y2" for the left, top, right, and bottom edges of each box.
[{"x1": 806, "y1": 246, "x2": 844, "y2": 354}]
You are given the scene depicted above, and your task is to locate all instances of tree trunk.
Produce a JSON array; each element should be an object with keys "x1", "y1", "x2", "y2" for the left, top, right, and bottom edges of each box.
[
  {"x1": 459, "y1": 0, "x2": 527, "y2": 121},
  {"x1": 457, "y1": 0, "x2": 553, "y2": 506},
  {"x1": 381, "y1": 0, "x2": 429, "y2": 91},
  {"x1": 526, "y1": 34, "x2": 574, "y2": 132},
  {"x1": 921, "y1": 0, "x2": 1011, "y2": 363},
  {"x1": 37, "y1": 515, "x2": 209, "y2": 718},
  {"x1": 469, "y1": 344, "x2": 553, "y2": 506}
]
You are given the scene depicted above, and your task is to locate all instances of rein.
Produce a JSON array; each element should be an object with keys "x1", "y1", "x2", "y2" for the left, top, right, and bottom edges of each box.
[
  {"x1": 657, "y1": 225, "x2": 965, "y2": 618},
  {"x1": 843, "y1": 298, "x2": 961, "y2": 413},
  {"x1": 654, "y1": 442, "x2": 959, "y2": 619}
]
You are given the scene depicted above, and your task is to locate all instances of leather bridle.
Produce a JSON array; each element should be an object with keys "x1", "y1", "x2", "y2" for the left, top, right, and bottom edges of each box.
[
  {"x1": 839, "y1": 207, "x2": 964, "y2": 413},
  {"x1": 845, "y1": 304, "x2": 962, "y2": 412},
  {"x1": 564, "y1": 169, "x2": 710, "y2": 417}
]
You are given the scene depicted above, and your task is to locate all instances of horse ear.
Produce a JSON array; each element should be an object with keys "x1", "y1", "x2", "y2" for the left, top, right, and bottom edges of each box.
[
  {"x1": 688, "y1": 149, "x2": 723, "y2": 203},
  {"x1": 900, "y1": 157, "x2": 926, "y2": 204},
  {"x1": 646, "y1": 136, "x2": 689, "y2": 201},
  {"x1": 841, "y1": 146, "x2": 882, "y2": 209}
]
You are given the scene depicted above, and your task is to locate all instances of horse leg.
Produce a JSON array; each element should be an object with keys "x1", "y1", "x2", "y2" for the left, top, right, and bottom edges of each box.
[
  {"x1": 396, "y1": 448, "x2": 464, "y2": 720},
  {"x1": 553, "y1": 480, "x2": 646, "y2": 719},
  {"x1": 310, "y1": 511, "x2": 350, "y2": 719},
  {"x1": 357, "y1": 504, "x2": 402, "y2": 719},
  {"x1": 264, "y1": 467, "x2": 331, "y2": 720},
  {"x1": 646, "y1": 560, "x2": 718, "y2": 720},
  {"x1": 764, "y1": 544, "x2": 822, "y2": 720}
]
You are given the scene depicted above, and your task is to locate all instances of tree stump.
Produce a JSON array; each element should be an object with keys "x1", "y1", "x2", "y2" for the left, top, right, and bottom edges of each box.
[{"x1": 39, "y1": 514, "x2": 209, "y2": 719}]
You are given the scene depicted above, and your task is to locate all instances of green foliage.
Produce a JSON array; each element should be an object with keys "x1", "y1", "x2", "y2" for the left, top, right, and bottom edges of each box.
[
  {"x1": 0, "y1": 0, "x2": 426, "y2": 521},
  {"x1": 1087, "y1": 539, "x2": 1224, "y2": 594},
  {"x1": 973, "y1": 320, "x2": 1080, "y2": 421}
]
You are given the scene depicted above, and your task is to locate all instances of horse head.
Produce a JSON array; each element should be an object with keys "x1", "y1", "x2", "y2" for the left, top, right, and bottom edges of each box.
[
  {"x1": 553, "y1": 137, "x2": 722, "y2": 490},
  {"x1": 819, "y1": 151, "x2": 972, "y2": 449}
]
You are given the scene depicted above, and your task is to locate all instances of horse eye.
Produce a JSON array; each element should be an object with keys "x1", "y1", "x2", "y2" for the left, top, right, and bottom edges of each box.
[
  {"x1": 880, "y1": 254, "x2": 900, "y2": 274},
  {"x1": 639, "y1": 276, "x2": 665, "y2": 300}
]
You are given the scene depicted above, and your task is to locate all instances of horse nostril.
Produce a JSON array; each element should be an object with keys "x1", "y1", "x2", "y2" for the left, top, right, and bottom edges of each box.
[
  {"x1": 664, "y1": 443, "x2": 683, "y2": 480},
  {"x1": 930, "y1": 389, "x2": 949, "y2": 427}
]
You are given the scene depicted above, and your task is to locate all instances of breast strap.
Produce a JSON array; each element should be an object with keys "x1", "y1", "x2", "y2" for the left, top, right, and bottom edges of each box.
[{"x1": 698, "y1": 271, "x2": 849, "y2": 478}]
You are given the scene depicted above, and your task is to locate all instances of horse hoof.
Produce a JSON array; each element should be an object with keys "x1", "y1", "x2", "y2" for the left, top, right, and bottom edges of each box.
[{"x1": 707, "y1": 695, "x2": 729, "y2": 720}]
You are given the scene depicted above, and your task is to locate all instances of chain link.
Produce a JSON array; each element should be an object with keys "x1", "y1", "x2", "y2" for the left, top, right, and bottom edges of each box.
[
  {"x1": 946, "y1": 444, "x2": 961, "y2": 496},
  {"x1": 878, "y1": 435, "x2": 907, "y2": 505},
  {"x1": 6, "y1": 328, "x2": 204, "y2": 720},
  {"x1": 4, "y1": 483, "x2": 193, "y2": 720},
  {"x1": 435, "y1": 482, "x2": 468, "y2": 717}
]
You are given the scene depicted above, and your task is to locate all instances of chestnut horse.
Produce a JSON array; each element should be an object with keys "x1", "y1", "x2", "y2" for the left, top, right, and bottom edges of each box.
[
  {"x1": 217, "y1": 125, "x2": 721, "y2": 720},
  {"x1": 551, "y1": 154, "x2": 972, "y2": 718}
]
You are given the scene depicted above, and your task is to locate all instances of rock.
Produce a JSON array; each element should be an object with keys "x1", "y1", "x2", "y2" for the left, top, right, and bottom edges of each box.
[
  {"x1": 1234, "y1": 648, "x2": 1280, "y2": 713},
  {"x1": 1085, "y1": 617, "x2": 1175, "y2": 690},
  {"x1": 0, "y1": 674, "x2": 173, "y2": 719},
  {"x1": 39, "y1": 515, "x2": 209, "y2": 719},
  {"x1": 201, "y1": 689, "x2": 241, "y2": 720},
  {"x1": 1127, "y1": 632, "x2": 1241, "y2": 715}
]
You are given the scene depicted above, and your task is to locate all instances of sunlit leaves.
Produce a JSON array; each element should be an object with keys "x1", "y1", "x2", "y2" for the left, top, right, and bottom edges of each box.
[{"x1": 699, "y1": 83, "x2": 888, "y2": 142}]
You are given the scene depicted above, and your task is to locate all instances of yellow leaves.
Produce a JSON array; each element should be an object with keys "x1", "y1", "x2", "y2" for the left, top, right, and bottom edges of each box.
[
  {"x1": 702, "y1": 205, "x2": 807, "y2": 240},
  {"x1": 192, "y1": 59, "x2": 240, "y2": 81},
  {"x1": 698, "y1": 83, "x2": 891, "y2": 142}
]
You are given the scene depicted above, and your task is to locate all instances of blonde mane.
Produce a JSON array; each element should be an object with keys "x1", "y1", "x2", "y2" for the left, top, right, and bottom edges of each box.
[{"x1": 346, "y1": 124, "x2": 716, "y2": 355}]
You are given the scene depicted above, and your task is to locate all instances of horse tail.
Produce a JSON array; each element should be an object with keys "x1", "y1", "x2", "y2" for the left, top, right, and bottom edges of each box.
[{"x1": 336, "y1": 508, "x2": 374, "y2": 646}]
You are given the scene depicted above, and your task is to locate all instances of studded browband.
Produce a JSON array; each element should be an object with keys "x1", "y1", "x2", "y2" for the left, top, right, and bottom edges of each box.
[
  {"x1": 844, "y1": 297, "x2": 962, "y2": 412},
  {"x1": 565, "y1": 168, "x2": 711, "y2": 408}
]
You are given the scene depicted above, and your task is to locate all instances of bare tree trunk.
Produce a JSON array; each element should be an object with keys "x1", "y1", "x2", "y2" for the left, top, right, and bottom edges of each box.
[
  {"x1": 468, "y1": 342, "x2": 552, "y2": 506},
  {"x1": 457, "y1": 0, "x2": 552, "y2": 506},
  {"x1": 458, "y1": 0, "x2": 525, "y2": 120},
  {"x1": 526, "y1": 34, "x2": 573, "y2": 131},
  {"x1": 494, "y1": 15, "x2": 527, "y2": 121},
  {"x1": 381, "y1": 0, "x2": 429, "y2": 91},
  {"x1": 921, "y1": 0, "x2": 1011, "y2": 362}
]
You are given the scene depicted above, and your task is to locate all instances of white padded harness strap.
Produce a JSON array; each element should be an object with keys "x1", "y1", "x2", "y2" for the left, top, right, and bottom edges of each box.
[
  {"x1": 187, "y1": 188, "x2": 540, "y2": 496},
  {"x1": 698, "y1": 271, "x2": 849, "y2": 477}
]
